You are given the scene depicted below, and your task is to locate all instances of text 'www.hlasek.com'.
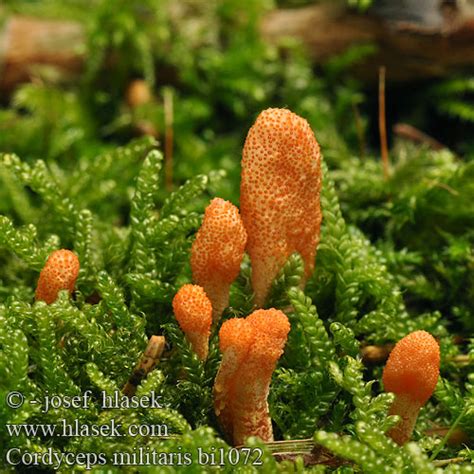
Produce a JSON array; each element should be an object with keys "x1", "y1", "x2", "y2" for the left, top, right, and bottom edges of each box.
[{"x1": 4, "y1": 390, "x2": 263, "y2": 469}]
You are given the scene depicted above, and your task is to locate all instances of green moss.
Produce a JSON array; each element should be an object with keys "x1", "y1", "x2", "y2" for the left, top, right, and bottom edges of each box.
[{"x1": 0, "y1": 0, "x2": 472, "y2": 471}]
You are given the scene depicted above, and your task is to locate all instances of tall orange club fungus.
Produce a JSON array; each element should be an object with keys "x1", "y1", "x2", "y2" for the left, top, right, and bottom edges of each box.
[
  {"x1": 240, "y1": 108, "x2": 322, "y2": 307},
  {"x1": 172, "y1": 284, "x2": 212, "y2": 361},
  {"x1": 213, "y1": 308, "x2": 290, "y2": 445},
  {"x1": 382, "y1": 330, "x2": 440, "y2": 445},
  {"x1": 191, "y1": 198, "x2": 247, "y2": 322},
  {"x1": 35, "y1": 249, "x2": 80, "y2": 304}
]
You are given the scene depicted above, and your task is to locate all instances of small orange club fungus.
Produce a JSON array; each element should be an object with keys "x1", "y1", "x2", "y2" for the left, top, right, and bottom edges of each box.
[
  {"x1": 191, "y1": 198, "x2": 247, "y2": 322},
  {"x1": 240, "y1": 108, "x2": 322, "y2": 307},
  {"x1": 214, "y1": 308, "x2": 290, "y2": 445},
  {"x1": 35, "y1": 249, "x2": 80, "y2": 304},
  {"x1": 382, "y1": 330, "x2": 440, "y2": 445},
  {"x1": 172, "y1": 284, "x2": 212, "y2": 361}
]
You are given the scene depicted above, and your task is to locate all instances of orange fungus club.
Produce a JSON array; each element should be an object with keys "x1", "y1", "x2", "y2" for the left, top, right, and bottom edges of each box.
[
  {"x1": 240, "y1": 108, "x2": 322, "y2": 307},
  {"x1": 35, "y1": 249, "x2": 80, "y2": 304},
  {"x1": 190, "y1": 198, "x2": 247, "y2": 322},
  {"x1": 214, "y1": 308, "x2": 290, "y2": 445},
  {"x1": 382, "y1": 330, "x2": 440, "y2": 445},
  {"x1": 172, "y1": 284, "x2": 213, "y2": 361}
]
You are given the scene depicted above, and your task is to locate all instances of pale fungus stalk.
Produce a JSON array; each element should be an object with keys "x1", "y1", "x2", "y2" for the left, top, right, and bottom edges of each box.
[{"x1": 213, "y1": 318, "x2": 254, "y2": 439}]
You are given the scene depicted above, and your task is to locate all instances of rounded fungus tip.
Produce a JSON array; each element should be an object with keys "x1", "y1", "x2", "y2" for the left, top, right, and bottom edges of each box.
[
  {"x1": 172, "y1": 284, "x2": 212, "y2": 360},
  {"x1": 191, "y1": 197, "x2": 247, "y2": 322},
  {"x1": 383, "y1": 330, "x2": 440, "y2": 405},
  {"x1": 246, "y1": 308, "x2": 291, "y2": 346},
  {"x1": 35, "y1": 249, "x2": 80, "y2": 304},
  {"x1": 218, "y1": 317, "x2": 254, "y2": 354}
]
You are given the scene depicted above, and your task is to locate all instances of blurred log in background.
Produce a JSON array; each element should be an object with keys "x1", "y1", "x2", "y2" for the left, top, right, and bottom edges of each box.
[{"x1": 2, "y1": 0, "x2": 474, "y2": 94}]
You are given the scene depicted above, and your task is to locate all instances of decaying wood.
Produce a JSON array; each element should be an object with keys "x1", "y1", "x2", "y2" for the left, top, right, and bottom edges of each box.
[
  {"x1": 3, "y1": 2, "x2": 474, "y2": 93},
  {"x1": 261, "y1": 2, "x2": 474, "y2": 82},
  {"x1": 122, "y1": 335, "x2": 166, "y2": 397},
  {"x1": 0, "y1": 16, "x2": 84, "y2": 94}
]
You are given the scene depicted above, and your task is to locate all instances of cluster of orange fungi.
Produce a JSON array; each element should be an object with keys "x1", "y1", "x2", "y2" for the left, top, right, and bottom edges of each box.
[{"x1": 35, "y1": 108, "x2": 439, "y2": 447}]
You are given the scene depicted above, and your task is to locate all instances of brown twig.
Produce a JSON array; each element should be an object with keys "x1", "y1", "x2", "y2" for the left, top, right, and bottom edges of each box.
[
  {"x1": 425, "y1": 426, "x2": 470, "y2": 446},
  {"x1": 238, "y1": 439, "x2": 349, "y2": 468},
  {"x1": 433, "y1": 457, "x2": 468, "y2": 467},
  {"x1": 163, "y1": 87, "x2": 174, "y2": 192},
  {"x1": 241, "y1": 435, "x2": 470, "y2": 467},
  {"x1": 362, "y1": 344, "x2": 470, "y2": 366},
  {"x1": 378, "y1": 66, "x2": 390, "y2": 179},
  {"x1": 393, "y1": 123, "x2": 445, "y2": 150},
  {"x1": 449, "y1": 354, "x2": 471, "y2": 366},
  {"x1": 274, "y1": 446, "x2": 350, "y2": 468},
  {"x1": 122, "y1": 335, "x2": 166, "y2": 396},
  {"x1": 427, "y1": 180, "x2": 460, "y2": 196}
]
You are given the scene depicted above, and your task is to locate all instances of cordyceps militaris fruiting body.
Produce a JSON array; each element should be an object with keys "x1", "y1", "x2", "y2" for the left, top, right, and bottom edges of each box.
[
  {"x1": 214, "y1": 309, "x2": 290, "y2": 445},
  {"x1": 382, "y1": 330, "x2": 440, "y2": 445},
  {"x1": 172, "y1": 284, "x2": 212, "y2": 361},
  {"x1": 35, "y1": 249, "x2": 80, "y2": 304},
  {"x1": 191, "y1": 197, "x2": 247, "y2": 322},
  {"x1": 240, "y1": 108, "x2": 322, "y2": 307}
]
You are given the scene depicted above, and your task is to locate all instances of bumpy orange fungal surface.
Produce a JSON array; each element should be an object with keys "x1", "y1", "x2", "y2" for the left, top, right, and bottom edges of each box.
[
  {"x1": 191, "y1": 198, "x2": 247, "y2": 322},
  {"x1": 383, "y1": 330, "x2": 440, "y2": 405},
  {"x1": 218, "y1": 317, "x2": 254, "y2": 356},
  {"x1": 172, "y1": 284, "x2": 212, "y2": 360},
  {"x1": 247, "y1": 308, "x2": 292, "y2": 349},
  {"x1": 240, "y1": 108, "x2": 322, "y2": 307},
  {"x1": 35, "y1": 249, "x2": 80, "y2": 304}
]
